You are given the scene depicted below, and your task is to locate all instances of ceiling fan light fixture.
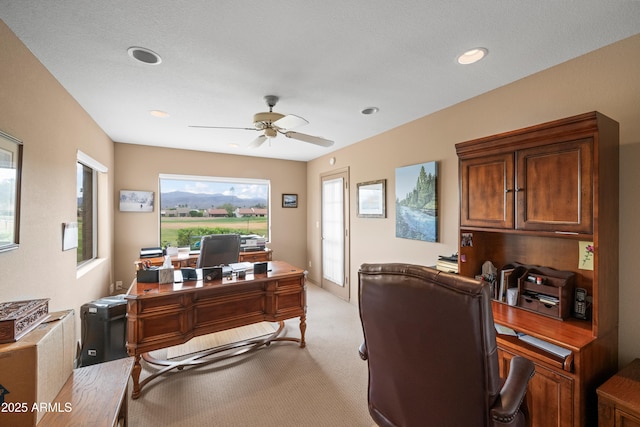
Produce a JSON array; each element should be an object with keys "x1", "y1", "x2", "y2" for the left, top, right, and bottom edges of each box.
[
  {"x1": 264, "y1": 128, "x2": 277, "y2": 138},
  {"x1": 128, "y1": 46, "x2": 162, "y2": 65},
  {"x1": 457, "y1": 47, "x2": 488, "y2": 65}
]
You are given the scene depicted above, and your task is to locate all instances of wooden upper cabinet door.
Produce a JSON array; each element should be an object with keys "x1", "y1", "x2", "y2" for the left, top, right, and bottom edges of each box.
[
  {"x1": 516, "y1": 138, "x2": 593, "y2": 233},
  {"x1": 460, "y1": 153, "x2": 515, "y2": 229}
]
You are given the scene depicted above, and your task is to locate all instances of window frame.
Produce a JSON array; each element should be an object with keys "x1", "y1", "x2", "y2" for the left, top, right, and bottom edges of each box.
[
  {"x1": 76, "y1": 150, "x2": 107, "y2": 267},
  {"x1": 158, "y1": 174, "x2": 271, "y2": 248}
]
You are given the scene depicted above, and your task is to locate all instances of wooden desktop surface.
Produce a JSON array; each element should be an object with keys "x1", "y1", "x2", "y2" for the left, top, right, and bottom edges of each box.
[{"x1": 125, "y1": 260, "x2": 306, "y2": 398}]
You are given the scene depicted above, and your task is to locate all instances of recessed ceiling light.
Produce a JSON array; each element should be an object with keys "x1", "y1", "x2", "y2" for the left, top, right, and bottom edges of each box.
[
  {"x1": 128, "y1": 47, "x2": 162, "y2": 65},
  {"x1": 149, "y1": 110, "x2": 169, "y2": 118},
  {"x1": 457, "y1": 48, "x2": 488, "y2": 65},
  {"x1": 361, "y1": 107, "x2": 379, "y2": 115},
  {"x1": 228, "y1": 143, "x2": 239, "y2": 148}
]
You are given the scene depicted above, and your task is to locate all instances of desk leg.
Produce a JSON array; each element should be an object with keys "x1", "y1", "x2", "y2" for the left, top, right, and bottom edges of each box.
[
  {"x1": 131, "y1": 354, "x2": 142, "y2": 399},
  {"x1": 299, "y1": 314, "x2": 307, "y2": 348}
]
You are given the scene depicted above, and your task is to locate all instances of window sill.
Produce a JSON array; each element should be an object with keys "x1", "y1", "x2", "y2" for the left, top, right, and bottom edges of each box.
[{"x1": 77, "y1": 257, "x2": 107, "y2": 279}]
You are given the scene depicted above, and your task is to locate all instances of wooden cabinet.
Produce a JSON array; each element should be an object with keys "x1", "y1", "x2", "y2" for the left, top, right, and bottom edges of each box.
[
  {"x1": 459, "y1": 132, "x2": 593, "y2": 233},
  {"x1": 238, "y1": 249, "x2": 272, "y2": 263},
  {"x1": 460, "y1": 153, "x2": 514, "y2": 229},
  {"x1": 516, "y1": 139, "x2": 593, "y2": 233},
  {"x1": 598, "y1": 359, "x2": 640, "y2": 427},
  {"x1": 456, "y1": 112, "x2": 619, "y2": 427},
  {"x1": 499, "y1": 347, "x2": 574, "y2": 427}
]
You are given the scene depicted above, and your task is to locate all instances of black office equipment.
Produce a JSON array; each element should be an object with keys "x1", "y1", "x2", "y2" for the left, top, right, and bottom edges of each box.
[
  {"x1": 181, "y1": 267, "x2": 198, "y2": 281},
  {"x1": 79, "y1": 296, "x2": 128, "y2": 367},
  {"x1": 573, "y1": 288, "x2": 588, "y2": 319},
  {"x1": 254, "y1": 262, "x2": 268, "y2": 274},
  {"x1": 196, "y1": 234, "x2": 241, "y2": 268},
  {"x1": 139, "y1": 247, "x2": 163, "y2": 258}
]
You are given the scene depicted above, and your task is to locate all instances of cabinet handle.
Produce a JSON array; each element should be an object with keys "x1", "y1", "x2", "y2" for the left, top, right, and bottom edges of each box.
[
  {"x1": 515, "y1": 187, "x2": 524, "y2": 192},
  {"x1": 505, "y1": 189, "x2": 513, "y2": 193}
]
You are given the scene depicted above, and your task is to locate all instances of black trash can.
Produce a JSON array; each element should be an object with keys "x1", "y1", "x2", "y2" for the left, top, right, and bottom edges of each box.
[{"x1": 79, "y1": 295, "x2": 128, "y2": 367}]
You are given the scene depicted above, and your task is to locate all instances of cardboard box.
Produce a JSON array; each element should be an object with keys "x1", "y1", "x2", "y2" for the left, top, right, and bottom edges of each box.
[{"x1": 0, "y1": 310, "x2": 75, "y2": 426}]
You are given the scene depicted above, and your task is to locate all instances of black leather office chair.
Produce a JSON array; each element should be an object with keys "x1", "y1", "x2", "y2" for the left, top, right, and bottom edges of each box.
[
  {"x1": 358, "y1": 263, "x2": 535, "y2": 427},
  {"x1": 196, "y1": 234, "x2": 241, "y2": 268}
]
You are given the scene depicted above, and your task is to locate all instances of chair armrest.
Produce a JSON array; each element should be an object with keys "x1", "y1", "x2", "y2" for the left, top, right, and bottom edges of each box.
[
  {"x1": 490, "y1": 356, "x2": 535, "y2": 423},
  {"x1": 358, "y1": 341, "x2": 368, "y2": 360}
]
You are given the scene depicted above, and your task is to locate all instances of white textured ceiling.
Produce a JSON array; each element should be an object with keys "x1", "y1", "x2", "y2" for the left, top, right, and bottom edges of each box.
[{"x1": 3, "y1": 1, "x2": 640, "y2": 161}]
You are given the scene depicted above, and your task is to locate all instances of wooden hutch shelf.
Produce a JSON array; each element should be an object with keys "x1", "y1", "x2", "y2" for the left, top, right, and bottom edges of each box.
[{"x1": 456, "y1": 111, "x2": 619, "y2": 427}]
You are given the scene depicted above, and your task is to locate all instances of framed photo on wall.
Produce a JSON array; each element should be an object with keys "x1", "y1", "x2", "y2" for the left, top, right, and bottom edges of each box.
[
  {"x1": 119, "y1": 190, "x2": 154, "y2": 212},
  {"x1": 357, "y1": 179, "x2": 386, "y2": 218},
  {"x1": 282, "y1": 193, "x2": 298, "y2": 208}
]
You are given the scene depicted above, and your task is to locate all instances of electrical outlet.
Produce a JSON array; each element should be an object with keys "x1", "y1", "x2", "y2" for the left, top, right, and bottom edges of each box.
[
  {"x1": 115, "y1": 280, "x2": 123, "y2": 290},
  {"x1": 109, "y1": 283, "x2": 114, "y2": 294},
  {"x1": 308, "y1": 261, "x2": 312, "y2": 267}
]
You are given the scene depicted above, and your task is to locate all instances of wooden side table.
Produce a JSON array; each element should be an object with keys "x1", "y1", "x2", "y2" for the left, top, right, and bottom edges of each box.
[
  {"x1": 37, "y1": 357, "x2": 134, "y2": 427},
  {"x1": 597, "y1": 358, "x2": 640, "y2": 427}
]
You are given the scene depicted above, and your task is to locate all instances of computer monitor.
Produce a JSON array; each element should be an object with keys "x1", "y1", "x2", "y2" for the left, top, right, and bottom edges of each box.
[{"x1": 196, "y1": 234, "x2": 241, "y2": 268}]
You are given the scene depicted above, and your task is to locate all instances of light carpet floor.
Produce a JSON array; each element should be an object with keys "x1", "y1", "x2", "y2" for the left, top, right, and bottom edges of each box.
[
  {"x1": 165, "y1": 322, "x2": 277, "y2": 359},
  {"x1": 128, "y1": 283, "x2": 372, "y2": 427}
]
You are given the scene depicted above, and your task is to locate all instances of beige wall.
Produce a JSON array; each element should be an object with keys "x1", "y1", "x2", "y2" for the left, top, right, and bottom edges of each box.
[
  {"x1": 113, "y1": 144, "x2": 307, "y2": 285},
  {"x1": 0, "y1": 21, "x2": 115, "y2": 339},
  {"x1": 307, "y1": 33, "x2": 640, "y2": 366},
  {"x1": 2, "y1": 15, "x2": 640, "y2": 368}
]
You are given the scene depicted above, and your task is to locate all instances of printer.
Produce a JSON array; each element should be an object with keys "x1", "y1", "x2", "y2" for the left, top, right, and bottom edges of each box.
[
  {"x1": 240, "y1": 234, "x2": 266, "y2": 252},
  {"x1": 140, "y1": 247, "x2": 163, "y2": 258}
]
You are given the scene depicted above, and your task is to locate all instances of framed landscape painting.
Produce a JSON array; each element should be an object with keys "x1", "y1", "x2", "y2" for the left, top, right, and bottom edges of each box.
[
  {"x1": 357, "y1": 179, "x2": 386, "y2": 218},
  {"x1": 282, "y1": 193, "x2": 298, "y2": 208},
  {"x1": 395, "y1": 161, "x2": 438, "y2": 242},
  {"x1": 119, "y1": 190, "x2": 154, "y2": 212}
]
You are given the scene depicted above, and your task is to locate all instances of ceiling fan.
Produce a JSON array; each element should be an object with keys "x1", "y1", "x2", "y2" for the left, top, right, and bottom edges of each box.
[{"x1": 189, "y1": 95, "x2": 334, "y2": 148}]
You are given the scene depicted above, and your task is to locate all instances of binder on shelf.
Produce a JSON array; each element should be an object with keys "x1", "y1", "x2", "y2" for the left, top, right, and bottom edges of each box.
[{"x1": 436, "y1": 254, "x2": 459, "y2": 273}]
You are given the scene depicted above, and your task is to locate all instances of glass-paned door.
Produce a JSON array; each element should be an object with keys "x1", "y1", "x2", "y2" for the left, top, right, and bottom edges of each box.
[{"x1": 321, "y1": 170, "x2": 349, "y2": 300}]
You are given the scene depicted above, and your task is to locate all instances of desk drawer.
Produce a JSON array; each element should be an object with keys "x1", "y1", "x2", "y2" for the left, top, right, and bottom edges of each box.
[{"x1": 519, "y1": 295, "x2": 560, "y2": 319}]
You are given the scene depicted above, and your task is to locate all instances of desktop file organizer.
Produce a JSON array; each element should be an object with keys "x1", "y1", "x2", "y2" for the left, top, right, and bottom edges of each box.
[{"x1": 517, "y1": 265, "x2": 575, "y2": 320}]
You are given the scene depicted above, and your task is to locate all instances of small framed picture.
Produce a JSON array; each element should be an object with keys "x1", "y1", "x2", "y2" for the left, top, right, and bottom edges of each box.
[
  {"x1": 119, "y1": 190, "x2": 154, "y2": 212},
  {"x1": 357, "y1": 179, "x2": 386, "y2": 218},
  {"x1": 282, "y1": 194, "x2": 298, "y2": 208}
]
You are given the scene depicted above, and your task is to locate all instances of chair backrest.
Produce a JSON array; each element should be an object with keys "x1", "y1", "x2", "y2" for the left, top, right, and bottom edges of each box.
[
  {"x1": 196, "y1": 234, "x2": 241, "y2": 268},
  {"x1": 358, "y1": 263, "x2": 502, "y2": 427}
]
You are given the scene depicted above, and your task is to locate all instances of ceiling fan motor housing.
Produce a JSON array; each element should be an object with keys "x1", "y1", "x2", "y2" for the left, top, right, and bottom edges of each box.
[{"x1": 253, "y1": 112, "x2": 284, "y2": 129}]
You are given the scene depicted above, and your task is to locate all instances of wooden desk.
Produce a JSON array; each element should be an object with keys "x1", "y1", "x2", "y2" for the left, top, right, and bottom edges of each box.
[
  {"x1": 137, "y1": 248, "x2": 272, "y2": 269},
  {"x1": 125, "y1": 260, "x2": 306, "y2": 399},
  {"x1": 37, "y1": 357, "x2": 134, "y2": 427},
  {"x1": 598, "y1": 359, "x2": 640, "y2": 426}
]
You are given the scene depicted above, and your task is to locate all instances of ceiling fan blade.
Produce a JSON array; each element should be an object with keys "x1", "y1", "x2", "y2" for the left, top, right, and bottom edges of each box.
[
  {"x1": 189, "y1": 125, "x2": 257, "y2": 131},
  {"x1": 284, "y1": 131, "x2": 334, "y2": 147},
  {"x1": 248, "y1": 135, "x2": 267, "y2": 148},
  {"x1": 272, "y1": 114, "x2": 308, "y2": 130}
]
